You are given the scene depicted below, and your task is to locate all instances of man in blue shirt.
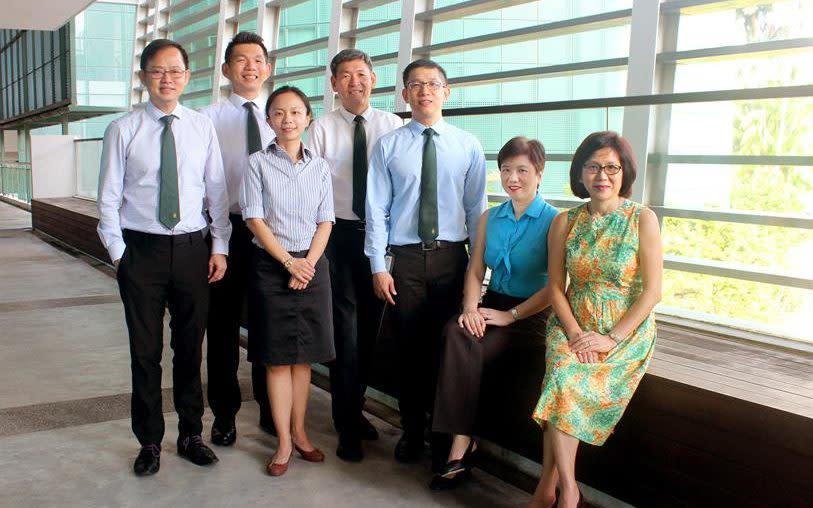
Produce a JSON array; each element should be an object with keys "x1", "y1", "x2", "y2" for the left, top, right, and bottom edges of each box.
[{"x1": 365, "y1": 59, "x2": 487, "y2": 463}]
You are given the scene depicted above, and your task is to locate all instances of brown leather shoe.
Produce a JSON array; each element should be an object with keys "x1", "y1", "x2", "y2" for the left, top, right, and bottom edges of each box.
[
  {"x1": 294, "y1": 443, "x2": 325, "y2": 462},
  {"x1": 266, "y1": 454, "x2": 291, "y2": 476}
]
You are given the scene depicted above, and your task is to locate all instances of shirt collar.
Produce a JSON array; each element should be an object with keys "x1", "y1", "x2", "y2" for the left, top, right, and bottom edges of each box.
[
  {"x1": 145, "y1": 101, "x2": 183, "y2": 122},
  {"x1": 496, "y1": 195, "x2": 545, "y2": 220},
  {"x1": 338, "y1": 105, "x2": 372, "y2": 124},
  {"x1": 407, "y1": 118, "x2": 447, "y2": 137},
  {"x1": 268, "y1": 139, "x2": 313, "y2": 162},
  {"x1": 229, "y1": 93, "x2": 261, "y2": 111}
]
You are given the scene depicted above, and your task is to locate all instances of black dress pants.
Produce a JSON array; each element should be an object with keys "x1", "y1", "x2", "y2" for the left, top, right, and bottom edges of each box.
[
  {"x1": 206, "y1": 214, "x2": 270, "y2": 423},
  {"x1": 432, "y1": 291, "x2": 548, "y2": 436},
  {"x1": 117, "y1": 229, "x2": 209, "y2": 446},
  {"x1": 389, "y1": 242, "x2": 468, "y2": 437},
  {"x1": 326, "y1": 219, "x2": 383, "y2": 439}
]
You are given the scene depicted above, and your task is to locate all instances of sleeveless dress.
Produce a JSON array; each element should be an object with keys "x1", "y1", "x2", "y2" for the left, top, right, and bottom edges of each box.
[{"x1": 532, "y1": 200, "x2": 656, "y2": 445}]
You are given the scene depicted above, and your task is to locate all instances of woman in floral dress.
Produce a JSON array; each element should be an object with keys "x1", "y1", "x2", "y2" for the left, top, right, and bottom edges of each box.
[{"x1": 529, "y1": 131, "x2": 663, "y2": 508}]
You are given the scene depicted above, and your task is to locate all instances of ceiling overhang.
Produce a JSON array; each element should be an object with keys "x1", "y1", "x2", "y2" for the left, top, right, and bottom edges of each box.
[
  {"x1": 0, "y1": 0, "x2": 95, "y2": 31},
  {"x1": 0, "y1": 104, "x2": 127, "y2": 130}
]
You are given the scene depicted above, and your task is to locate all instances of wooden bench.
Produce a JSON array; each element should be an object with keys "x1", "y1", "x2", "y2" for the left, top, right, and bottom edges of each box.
[{"x1": 32, "y1": 196, "x2": 813, "y2": 507}]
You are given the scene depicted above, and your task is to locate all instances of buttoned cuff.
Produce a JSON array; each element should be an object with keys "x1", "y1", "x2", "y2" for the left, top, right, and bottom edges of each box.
[
  {"x1": 210, "y1": 237, "x2": 229, "y2": 256},
  {"x1": 108, "y1": 240, "x2": 126, "y2": 264},
  {"x1": 370, "y1": 255, "x2": 387, "y2": 274}
]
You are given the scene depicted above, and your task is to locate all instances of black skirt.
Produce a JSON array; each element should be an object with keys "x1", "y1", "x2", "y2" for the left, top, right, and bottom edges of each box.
[{"x1": 247, "y1": 247, "x2": 335, "y2": 366}]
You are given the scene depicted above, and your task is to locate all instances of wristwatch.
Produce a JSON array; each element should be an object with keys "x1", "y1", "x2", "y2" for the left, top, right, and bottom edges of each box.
[
  {"x1": 608, "y1": 330, "x2": 623, "y2": 343},
  {"x1": 510, "y1": 307, "x2": 519, "y2": 321},
  {"x1": 283, "y1": 256, "x2": 294, "y2": 269}
]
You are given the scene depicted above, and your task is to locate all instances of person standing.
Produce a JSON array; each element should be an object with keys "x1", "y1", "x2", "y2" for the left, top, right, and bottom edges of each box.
[
  {"x1": 241, "y1": 86, "x2": 335, "y2": 477},
  {"x1": 200, "y1": 31, "x2": 275, "y2": 446},
  {"x1": 97, "y1": 39, "x2": 231, "y2": 476},
  {"x1": 365, "y1": 59, "x2": 487, "y2": 464},
  {"x1": 306, "y1": 49, "x2": 402, "y2": 462}
]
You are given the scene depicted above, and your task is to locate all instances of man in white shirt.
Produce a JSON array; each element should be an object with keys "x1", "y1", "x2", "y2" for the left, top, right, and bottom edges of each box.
[
  {"x1": 306, "y1": 49, "x2": 402, "y2": 462},
  {"x1": 200, "y1": 31, "x2": 275, "y2": 447},
  {"x1": 97, "y1": 39, "x2": 231, "y2": 476}
]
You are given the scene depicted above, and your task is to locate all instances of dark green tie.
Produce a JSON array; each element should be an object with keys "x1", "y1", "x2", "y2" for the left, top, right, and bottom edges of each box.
[
  {"x1": 352, "y1": 115, "x2": 367, "y2": 220},
  {"x1": 244, "y1": 101, "x2": 263, "y2": 155},
  {"x1": 419, "y1": 127, "x2": 438, "y2": 244},
  {"x1": 159, "y1": 115, "x2": 180, "y2": 229}
]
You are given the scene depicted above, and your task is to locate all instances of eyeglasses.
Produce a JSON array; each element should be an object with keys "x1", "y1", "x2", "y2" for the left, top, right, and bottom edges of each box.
[
  {"x1": 583, "y1": 162, "x2": 622, "y2": 175},
  {"x1": 406, "y1": 80, "x2": 446, "y2": 92},
  {"x1": 144, "y1": 68, "x2": 186, "y2": 80}
]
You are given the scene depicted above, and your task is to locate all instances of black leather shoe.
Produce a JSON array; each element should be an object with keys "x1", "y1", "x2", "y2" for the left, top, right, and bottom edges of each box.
[
  {"x1": 394, "y1": 433, "x2": 424, "y2": 463},
  {"x1": 211, "y1": 418, "x2": 237, "y2": 446},
  {"x1": 259, "y1": 416, "x2": 277, "y2": 437},
  {"x1": 360, "y1": 415, "x2": 379, "y2": 441},
  {"x1": 177, "y1": 435, "x2": 219, "y2": 466},
  {"x1": 133, "y1": 444, "x2": 160, "y2": 476},
  {"x1": 336, "y1": 435, "x2": 364, "y2": 463}
]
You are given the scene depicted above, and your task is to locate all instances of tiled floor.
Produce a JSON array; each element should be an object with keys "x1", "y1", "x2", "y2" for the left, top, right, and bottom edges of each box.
[{"x1": 0, "y1": 201, "x2": 534, "y2": 507}]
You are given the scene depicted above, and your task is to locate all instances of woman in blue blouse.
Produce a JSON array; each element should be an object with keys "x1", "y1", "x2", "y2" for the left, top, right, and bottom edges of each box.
[{"x1": 430, "y1": 136, "x2": 558, "y2": 490}]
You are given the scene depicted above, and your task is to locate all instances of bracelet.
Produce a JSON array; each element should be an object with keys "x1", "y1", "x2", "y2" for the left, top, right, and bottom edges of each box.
[
  {"x1": 510, "y1": 307, "x2": 519, "y2": 321},
  {"x1": 283, "y1": 256, "x2": 294, "y2": 269},
  {"x1": 608, "y1": 330, "x2": 623, "y2": 343}
]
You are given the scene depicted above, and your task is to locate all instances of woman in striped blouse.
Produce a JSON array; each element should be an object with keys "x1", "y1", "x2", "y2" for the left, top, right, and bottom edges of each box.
[{"x1": 240, "y1": 85, "x2": 335, "y2": 477}]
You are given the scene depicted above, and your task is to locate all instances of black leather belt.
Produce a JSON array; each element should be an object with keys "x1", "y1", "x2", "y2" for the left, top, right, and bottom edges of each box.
[
  {"x1": 334, "y1": 217, "x2": 366, "y2": 231},
  {"x1": 393, "y1": 240, "x2": 467, "y2": 252}
]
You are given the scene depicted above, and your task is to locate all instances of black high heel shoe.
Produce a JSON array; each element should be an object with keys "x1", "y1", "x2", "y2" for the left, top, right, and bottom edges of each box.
[{"x1": 429, "y1": 438, "x2": 477, "y2": 491}]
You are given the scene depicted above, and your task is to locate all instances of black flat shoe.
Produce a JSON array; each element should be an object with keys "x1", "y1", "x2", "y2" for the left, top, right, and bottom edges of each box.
[
  {"x1": 394, "y1": 433, "x2": 424, "y2": 463},
  {"x1": 360, "y1": 415, "x2": 379, "y2": 441},
  {"x1": 133, "y1": 444, "x2": 160, "y2": 476},
  {"x1": 211, "y1": 418, "x2": 237, "y2": 446},
  {"x1": 177, "y1": 435, "x2": 219, "y2": 466}
]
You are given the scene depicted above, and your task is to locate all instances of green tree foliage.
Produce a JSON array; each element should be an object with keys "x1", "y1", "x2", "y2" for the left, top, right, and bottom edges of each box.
[{"x1": 662, "y1": 4, "x2": 813, "y2": 334}]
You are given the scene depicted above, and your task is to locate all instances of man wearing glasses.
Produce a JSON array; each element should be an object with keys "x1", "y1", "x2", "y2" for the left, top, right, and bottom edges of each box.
[
  {"x1": 365, "y1": 59, "x2": 487, "y2": 464},
  {"x1": 97, "y1": 39, "x2": 231, "y2": 476},
  {"x1": 306, "y1": 49, "x2": 402, "y2": 462}
]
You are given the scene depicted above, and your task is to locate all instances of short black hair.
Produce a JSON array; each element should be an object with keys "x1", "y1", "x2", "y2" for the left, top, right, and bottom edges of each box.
[
  {"x1": 140, "y1": 39, "x2": 188, "y2": 70},
  {"x1": 224, "y1": 31, "x2": 268, "y2": 63},
  {"x1": 498, "y1": 136, "x2": 546, "y2": 175},
  {"x1": 265, "y1": 85, "x2": 313, "y2": 119},
  {"x1": 402, "y1": 59, "x2": 448, "y2": 87},
  {"x1": 569, "y1": 131, "x2": 637, "y2": 199},
  {"x1": 330, "y1": 49, "x2": 373, "y2": 77}
]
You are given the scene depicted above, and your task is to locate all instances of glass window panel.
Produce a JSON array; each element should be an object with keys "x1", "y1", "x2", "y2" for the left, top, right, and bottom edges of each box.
[
  {"x1": 676, "y1": 1, "x2": 813, "y2": 51},
  {"x1": 183, "y1": 96, "x2": 214, "y2": 110},
  {"x1": 240, "y1": 0, "x2": 259, "y2": 13},
  {"x1": 278, "y1": 0, "x2": 330, "y2": 48},
  {"x1": 673, "y1": 50, "x2": 813, "y2": 93},
  {"x1": 357, "y1": 1, "x2": 402, "y2": 28},
  {"x1": 366, "y1": 63, "x2": 397, "y2": 90},
  {"x1": 278, "y1": 75, "x2": 324, "y2": 98},
  {"x1": 667, "y1": 98, "x2": 813, "y2": 156},
  {"x1": 663, "y1": 218, "x2": 813, "y2": 271},
  {"x1": 172, "y1": 16, "x2": 217, "y2": 39},
  {"x1": 661, "y1": 270, "x2": 813, "y2": 343},
  {"x1": 663, "y1": 164, "x2": 813, "y2": 216},
  {"x1": 355, "y1": 32, "x2": 399, "y2": 58},
  {"x1": 275, "y1": 49, "x2": 326, "y2": 75},
  {"x1": 436, "y1": 26, "x2": 630, "y2": 81},
  {"x1": 240, "y1": 19, "x2": 258, "y2": 34}
]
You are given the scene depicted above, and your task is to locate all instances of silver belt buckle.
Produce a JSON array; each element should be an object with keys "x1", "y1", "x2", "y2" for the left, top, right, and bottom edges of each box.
[{"x1": 421, "y1": 240, "x2": 439, "y2": 251}]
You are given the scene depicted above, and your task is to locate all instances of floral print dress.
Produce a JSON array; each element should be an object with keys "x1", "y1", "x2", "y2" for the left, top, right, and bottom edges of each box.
[{"x1": 532, "y1": 200, "x2": 656, "y2": 445}]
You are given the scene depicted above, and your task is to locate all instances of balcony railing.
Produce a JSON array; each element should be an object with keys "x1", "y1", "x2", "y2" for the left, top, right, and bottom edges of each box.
[{"x1": 0, "y1": 161, "x2": 32, "y2": 204}]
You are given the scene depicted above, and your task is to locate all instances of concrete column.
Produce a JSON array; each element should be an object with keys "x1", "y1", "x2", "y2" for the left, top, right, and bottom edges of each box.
[
  {"x1": 322, "y1": 0, "x2": 359, "y2": 111},
  {"x1": 395, "y1": 0, "x2": 433, "y2": 112},
  {"x1": 622, "y1": 0, "x2": 661, "y2": 204}
]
